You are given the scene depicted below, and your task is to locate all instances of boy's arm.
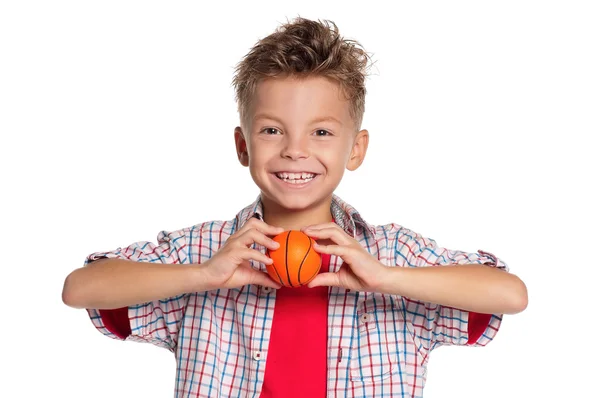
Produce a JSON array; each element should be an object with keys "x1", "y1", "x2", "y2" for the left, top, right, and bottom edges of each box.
[
  {"x1": 377, "y1": 263, "x2": 528, "y2": 315},
  {"x1": 62, "y1": 258, "x2": 207, "y2": 310}
]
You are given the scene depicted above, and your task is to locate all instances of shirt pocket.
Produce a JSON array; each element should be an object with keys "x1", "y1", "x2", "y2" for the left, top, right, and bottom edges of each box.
[{"x1": 349, "y1": 293, "x2": 398, "y2": 384}]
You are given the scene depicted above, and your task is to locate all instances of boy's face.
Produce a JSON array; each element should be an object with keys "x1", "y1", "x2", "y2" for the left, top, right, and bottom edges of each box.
[{"x1": 234, "y1": 75, "x2": 368, "y2": 212}]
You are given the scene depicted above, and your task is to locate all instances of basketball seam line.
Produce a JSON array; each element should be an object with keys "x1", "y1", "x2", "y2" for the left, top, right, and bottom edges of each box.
[
  {"x1": 268, "y1": 246, "x2": 285, "y2": 286},
  {"x1": 298, "y1": 233, "x2": 312, "y2": 285},
  {"x1": 285, "y1": 231, "x2": 292, "y2": 287},
  {"x1": 271, "y1": 253, "x2": 285, "y2": 286}
]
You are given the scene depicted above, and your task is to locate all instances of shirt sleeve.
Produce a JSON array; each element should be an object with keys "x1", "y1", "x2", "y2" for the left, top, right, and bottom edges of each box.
[
  {"x1": 396, "y1": 229, "x2": 509, "y2": 353},
  {"x1": 83, "y1": 230, "x2": 190, "y2": 353}
]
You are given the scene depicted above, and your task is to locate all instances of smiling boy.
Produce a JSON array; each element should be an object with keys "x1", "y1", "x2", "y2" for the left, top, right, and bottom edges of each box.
[{"x1": 63, "y1": 17, "x2": 527, "y2": 398}]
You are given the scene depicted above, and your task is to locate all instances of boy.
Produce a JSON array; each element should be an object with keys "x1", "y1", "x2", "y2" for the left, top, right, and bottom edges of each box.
[{"x1": 62, "y1": 16, "x2": 528, "y2": 398}]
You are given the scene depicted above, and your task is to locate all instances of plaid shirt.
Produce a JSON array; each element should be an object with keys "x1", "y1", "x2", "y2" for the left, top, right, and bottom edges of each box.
[{"x1": 84, "y1": 194, "x2": 508, "y2": 397}]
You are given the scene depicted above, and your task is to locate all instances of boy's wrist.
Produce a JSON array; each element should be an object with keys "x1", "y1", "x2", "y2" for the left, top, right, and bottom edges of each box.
[
  {"x1": 375, "y1": 267, "x2": 406, "y2": 296},
  {"x1": 191, "y1": 263, "x2": 219, "y2": 292}
]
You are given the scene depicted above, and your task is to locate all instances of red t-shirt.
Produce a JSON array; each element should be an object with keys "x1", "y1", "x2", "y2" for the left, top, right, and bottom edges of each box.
[{"x1": 259, "y1": 252, "x2": 331, "y2": 398}]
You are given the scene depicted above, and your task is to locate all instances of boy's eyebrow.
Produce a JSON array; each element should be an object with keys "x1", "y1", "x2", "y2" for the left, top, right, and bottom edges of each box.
[{"x1": 253, "y1": 113, "x2": 342, "y2": 126}]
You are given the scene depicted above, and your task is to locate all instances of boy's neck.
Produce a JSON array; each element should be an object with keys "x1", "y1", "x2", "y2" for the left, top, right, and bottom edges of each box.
[{"x1": 261, "y1": 194, "x2": 334, "y2": 231}]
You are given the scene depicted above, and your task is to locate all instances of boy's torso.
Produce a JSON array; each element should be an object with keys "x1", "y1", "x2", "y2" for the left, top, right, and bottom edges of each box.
[
  {"x1": 86, "y1": 193, "x2": 505, "y2": 397},
  {"x1": 164, "y1": 194, "x2": 428, "y2": 397}
]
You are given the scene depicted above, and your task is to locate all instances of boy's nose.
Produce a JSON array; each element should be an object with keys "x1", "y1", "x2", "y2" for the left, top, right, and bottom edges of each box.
[{"x1": 281, "y1": 136, "x2": 310, "y2": 160}]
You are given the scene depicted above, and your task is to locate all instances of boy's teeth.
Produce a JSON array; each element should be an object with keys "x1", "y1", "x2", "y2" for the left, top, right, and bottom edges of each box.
[{"x1": 276, "y1": 172, "x2": 316, "y2": 182}]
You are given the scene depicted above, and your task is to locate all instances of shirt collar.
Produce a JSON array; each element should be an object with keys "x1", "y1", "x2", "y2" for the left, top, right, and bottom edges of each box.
[{"x1": 234, "y1": 193, "x2": 374, "y2": 239}]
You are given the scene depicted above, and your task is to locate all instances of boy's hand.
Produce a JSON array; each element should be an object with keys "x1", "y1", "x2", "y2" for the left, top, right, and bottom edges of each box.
[
  {"x1": 200, "y1": 218, "x2": 284, "y2": 290},
  {"x1": 300, "y1": 222, "x2": 389, "y2": 292}
]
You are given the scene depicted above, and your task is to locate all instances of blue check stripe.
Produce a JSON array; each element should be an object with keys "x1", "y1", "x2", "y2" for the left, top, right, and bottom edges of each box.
[{"x1": 83, "y1": 193, "x2": 508, "y2": 397}]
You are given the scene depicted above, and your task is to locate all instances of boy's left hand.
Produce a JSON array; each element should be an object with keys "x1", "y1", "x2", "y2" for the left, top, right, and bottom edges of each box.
[{"x1": 301, "y1": 222, "x2": 389, "y2": 292}]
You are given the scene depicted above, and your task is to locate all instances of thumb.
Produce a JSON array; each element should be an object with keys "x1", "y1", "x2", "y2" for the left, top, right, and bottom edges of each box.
[
  {"x1": 250, "y1": 269, "x2": 282, "y2": 289},
  {"x1": 307, "y1": 272, "x2": 340, "y2": 288}
]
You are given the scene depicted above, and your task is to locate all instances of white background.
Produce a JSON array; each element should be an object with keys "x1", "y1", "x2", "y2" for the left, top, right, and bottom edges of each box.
[{"x1": 1, "y1": 1, "x2": 598, "y2": 397}]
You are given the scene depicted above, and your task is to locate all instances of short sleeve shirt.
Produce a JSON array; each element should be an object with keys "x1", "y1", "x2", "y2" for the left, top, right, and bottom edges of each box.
[{"x1": 83, "y1": 194, "x2": 509, "y2": 397}]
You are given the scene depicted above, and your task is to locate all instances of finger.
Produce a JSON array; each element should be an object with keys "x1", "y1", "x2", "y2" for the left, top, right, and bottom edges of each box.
[
  {"x1": 307, "y1": 272, "x2": 341, "y2": 288},
  {"x1": 237, "y1": 228, "x2": 280, "y2": 250},
  {"x1": 312, "y1": 241, "x2": 348, "y2": 257},
  {"x1": 304, "y1": 227, "x2": 350, "y2": 246},
  {"x1": 240, "y1": 217, "x2": 285, "y2": 237},
  {"x1": 239, "y1": 247, "x2": 274, "y2": 265},
  {"x1": 301, "y1": 221, "x2": 338, "y2": 231},
  {"x1": 250, "y1": 269, "x2": 283, "y2": 289}
]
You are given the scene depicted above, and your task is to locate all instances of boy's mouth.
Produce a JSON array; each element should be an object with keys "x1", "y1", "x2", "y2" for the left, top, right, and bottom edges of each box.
[{"x1": 274, "y1": 171, "x2": 317, "y2": 184}]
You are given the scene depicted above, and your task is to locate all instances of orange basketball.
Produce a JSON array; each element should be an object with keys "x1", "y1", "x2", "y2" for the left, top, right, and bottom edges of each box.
[{"x1": 266, "y1": 230, "x2": 321, "y2": 287}]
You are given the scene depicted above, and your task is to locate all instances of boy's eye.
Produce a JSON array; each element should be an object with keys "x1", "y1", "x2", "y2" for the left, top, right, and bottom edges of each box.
[
  {"x1": 314, "y1": 129, "x2": 332, "y2": 137},
  {"x1": 260, "y1": 128, "x2": 331, "y2": 136},
  {"x1": 262, "y1": 128, "x2": 281, "y2": 135}
]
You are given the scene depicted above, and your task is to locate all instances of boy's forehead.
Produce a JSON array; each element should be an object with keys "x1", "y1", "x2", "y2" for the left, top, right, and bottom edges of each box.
[{"x1": 249, "y1": 76, "x2": 352, "y2": 126}]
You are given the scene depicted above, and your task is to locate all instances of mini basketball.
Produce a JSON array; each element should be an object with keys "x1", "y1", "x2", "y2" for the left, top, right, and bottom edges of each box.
[{"x1": 266, "y1": 230, "x2": 321, "y2": 287}]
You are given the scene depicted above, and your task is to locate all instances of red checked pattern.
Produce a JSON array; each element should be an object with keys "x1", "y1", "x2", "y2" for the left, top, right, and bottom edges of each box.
[{"x1": 84, "y1": 194, "x2": 508, "y2": 397}]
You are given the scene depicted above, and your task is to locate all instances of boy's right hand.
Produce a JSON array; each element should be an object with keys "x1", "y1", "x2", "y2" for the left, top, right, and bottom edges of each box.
[{"x1": 199, "y1": 218, "x2": 284, "y2": 290}]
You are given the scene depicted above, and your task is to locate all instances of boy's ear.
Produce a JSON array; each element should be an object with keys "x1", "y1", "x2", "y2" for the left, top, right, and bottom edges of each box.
[
  {"x1": 234, "y1": 127, "x2": 249, "y2": 167},
  {"x1": 347, "y1": 129, "x2": 369, "y2": 171}
]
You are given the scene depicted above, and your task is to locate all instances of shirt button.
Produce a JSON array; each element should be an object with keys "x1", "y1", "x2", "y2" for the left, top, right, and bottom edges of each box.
[
  {"x1": 263, "y1": 286, "x2": 272, "y2": 293},
  {"x1": 360, "y1": 313, "x2": 370, "y2": 323},
  {"x1": 253, "y1": 351, "x2": 263, "y2": 361}
]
